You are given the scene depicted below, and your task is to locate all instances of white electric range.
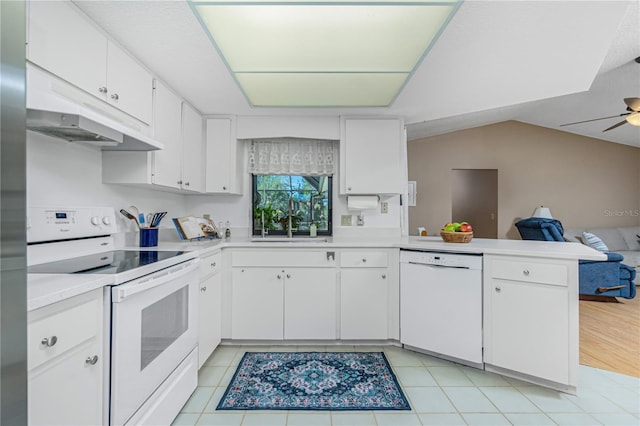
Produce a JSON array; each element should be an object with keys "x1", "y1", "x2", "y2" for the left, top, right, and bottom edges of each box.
[{"x1": 27, "y1": 206, "x2": 199, "y2": 426}]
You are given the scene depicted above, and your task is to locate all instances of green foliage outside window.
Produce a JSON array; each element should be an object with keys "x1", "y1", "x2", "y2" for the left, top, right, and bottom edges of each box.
[{"x1": 252, "y1": 175, "x2": 332, "y2": 236}]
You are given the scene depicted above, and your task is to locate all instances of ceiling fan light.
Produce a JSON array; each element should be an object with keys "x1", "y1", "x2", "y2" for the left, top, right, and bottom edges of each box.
[{"x1": 626, "y1": 112, "x2": 640, "y2": 126}]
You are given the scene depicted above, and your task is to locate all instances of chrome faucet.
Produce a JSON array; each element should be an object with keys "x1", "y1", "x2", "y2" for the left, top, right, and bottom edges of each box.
[{"x1": 288, "y1": 198, "x2": 293, "y2": 238}]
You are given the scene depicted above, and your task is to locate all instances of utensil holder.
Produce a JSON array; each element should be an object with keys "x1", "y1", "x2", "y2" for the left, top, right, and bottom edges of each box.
[{"x1": 140, "y1": 228, "x2": 159, "y2": 247}]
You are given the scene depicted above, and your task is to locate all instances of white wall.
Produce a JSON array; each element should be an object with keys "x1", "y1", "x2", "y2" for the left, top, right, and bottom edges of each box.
[
  {"x1": 28, "y1": 125, "x2": 402, "y2": 241},
  {"x1": 27, "y1": 132, "x2": 188, "y2": 235},
  {"x1": 185, "y1": 140, "x2": 402, "y2": 239}
]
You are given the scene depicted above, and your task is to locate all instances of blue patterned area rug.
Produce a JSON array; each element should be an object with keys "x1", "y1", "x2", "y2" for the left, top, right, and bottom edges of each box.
[{"x1": 217, "y1": 352, "x2": 411, "y2": 411}]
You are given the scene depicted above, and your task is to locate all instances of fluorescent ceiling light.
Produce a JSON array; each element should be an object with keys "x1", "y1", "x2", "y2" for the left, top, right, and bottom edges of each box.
[{"x1": 190, "y1": 0, "x2": 461, "y2": 107}]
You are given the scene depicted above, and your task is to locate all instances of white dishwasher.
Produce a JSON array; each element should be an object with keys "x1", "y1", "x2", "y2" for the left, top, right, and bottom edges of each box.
[{"x1": 400, "y1": 250, "x2": 483, "y2": 368}]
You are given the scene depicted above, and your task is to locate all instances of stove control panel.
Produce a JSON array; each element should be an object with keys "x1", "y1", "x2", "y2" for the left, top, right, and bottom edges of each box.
[{"x1": 27, "y1": 206, "x2": 116, "y2": 243}]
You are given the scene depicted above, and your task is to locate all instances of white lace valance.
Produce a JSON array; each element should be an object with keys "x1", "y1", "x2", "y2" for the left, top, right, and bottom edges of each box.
[{"x1": 247, "y1": 138, "x2": 336, "y2": 176}]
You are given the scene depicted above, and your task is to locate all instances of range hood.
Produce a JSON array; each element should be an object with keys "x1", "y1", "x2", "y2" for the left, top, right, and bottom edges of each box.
[{"x1": 26, "y1": 109, "x2": 162, "y2": 151}]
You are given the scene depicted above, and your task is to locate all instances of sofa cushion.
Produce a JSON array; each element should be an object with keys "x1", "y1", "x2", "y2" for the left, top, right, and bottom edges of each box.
[
  {"x1": 582, "y1": 231, "x2": 609, "y2": 252},
  {"x1": 618, "y1": 227, "x2": 640, "y2": 251},
  {"x1": 583, "y1": 228, "x2": 628, "y2": 251},
  {"x1": 619, "y1": 251, "x2": 640, "y2": 269}
]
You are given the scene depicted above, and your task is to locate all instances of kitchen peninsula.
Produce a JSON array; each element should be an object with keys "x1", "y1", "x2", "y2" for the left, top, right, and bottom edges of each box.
[{"x1": 28, "y1": 234, "x2": 605, "y2": 397}]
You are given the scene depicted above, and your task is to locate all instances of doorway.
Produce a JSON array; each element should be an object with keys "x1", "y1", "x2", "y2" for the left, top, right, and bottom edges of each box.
[{"x1": 452, "y1": 169, "x2": 497, "y2": 239}]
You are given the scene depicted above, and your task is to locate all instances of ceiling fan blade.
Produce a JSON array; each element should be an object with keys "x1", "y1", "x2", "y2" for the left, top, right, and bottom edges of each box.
[
  {"x1": 602, "y1": 119, "x2": 628, "y2": 132},
  {"x1": 624, "y1": 97, "x2": 640, "y2": 112},
  {"x1": 560, "y1": 113, "x2": 630, "y2": 127}
]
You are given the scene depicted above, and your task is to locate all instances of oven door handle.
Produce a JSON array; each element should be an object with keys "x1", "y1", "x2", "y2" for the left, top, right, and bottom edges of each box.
[{"x1": 112, "y1": 259, "x2": 199, "y2": 302}]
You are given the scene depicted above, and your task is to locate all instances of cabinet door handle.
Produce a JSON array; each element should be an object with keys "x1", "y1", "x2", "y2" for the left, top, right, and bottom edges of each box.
[
  {"x1": 211, "y1": 262, "x2": 216, "y2": 267},
  {"x1": 222, "y1": 186, "x2": 227, "y2": 190},
  {"x1": 347, "y1": 187, "x2": 352, "y2": 191},
  {"x1": 85, "y1": 355, "x2": 99, "y2": 366},
  {"x1": 382, "y1": 274, "x2": 386, "y2": 279},
  {"x1": 362, "y1": 258, "x2": 367, "y2": 263},
  {"x1": 495, "y1": 286, "x2": 501, "y2": 293},
  {"x1": 99, "y1": 86, "x2": 108, "y2": 94},
  {"x1": 201, "y1": 286, "x2": 207, "y2": 292},
  {"x1": 523, "y1": 269, "x2": 530, "y2": 276},
  {"x1": 277, "y1": 274, "x2": 282, "y2": 279},
  {"x1": 177, "y1": 180, "x2": 183, "y2": 185},
  {"x1": 41, "y1": 336, "x2": 58, "y2": 347},
  {"x1": 286, "y1": 274, "x2": 291, "y2": 279},
  {"x1": 110, "y1": 93, "x2": 119, "y2": 100},
  {"x1": 184, "y1": 182, "x2": 190, "y2": 186}
]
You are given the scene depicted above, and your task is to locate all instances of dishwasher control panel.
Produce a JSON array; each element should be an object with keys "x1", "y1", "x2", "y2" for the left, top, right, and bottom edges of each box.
[{"x1": 400, "y1": 250, "x2": 482, "y2": 270}]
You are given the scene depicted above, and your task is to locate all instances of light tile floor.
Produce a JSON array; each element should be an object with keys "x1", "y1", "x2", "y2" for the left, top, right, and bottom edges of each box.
[{"x1": 173, "y1": 345, "x2": 640, "y2": 426}]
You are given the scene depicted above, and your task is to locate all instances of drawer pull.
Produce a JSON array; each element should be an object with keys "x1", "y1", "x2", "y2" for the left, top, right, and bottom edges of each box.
[
  {"x1": 495, "y1": 286, "x2": 501, "y2": 293},
  {"x1": 382, "y1": 274, "x2": 386, "y2": 279},
  {"x1": 211, "y1": 262, "x2": 216, "y2": 267},
  {"x1": 201, "y1": 286, "x2": 207, "y2": 292},
  {"x1": 362, "y1": 258, "x2": 367, "y2": 263},
  {"x1": 523, "y1": 269, "x2": 530, "y2": 276},
  {"x1": 85, "y1": 355, "x2": 99, "y2": 366},
  {"x1": 41, "y1": 336, "x2": 58, "y2": 347}
]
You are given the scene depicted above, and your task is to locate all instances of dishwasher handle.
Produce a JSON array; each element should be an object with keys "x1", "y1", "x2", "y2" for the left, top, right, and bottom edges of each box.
[{"x1": 407, "y1": 261, "x2": 471, "y2": 270}]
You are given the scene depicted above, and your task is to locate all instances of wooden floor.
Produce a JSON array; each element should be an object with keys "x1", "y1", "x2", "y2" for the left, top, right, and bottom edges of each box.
[{"x1": 579, "y1": 291, "x2": 640, "y2": 377}]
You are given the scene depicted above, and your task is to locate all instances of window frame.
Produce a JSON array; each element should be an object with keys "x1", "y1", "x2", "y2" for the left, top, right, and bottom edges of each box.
[{"x1": 251, "y1": 174, "x2": 333, "y2": 237}]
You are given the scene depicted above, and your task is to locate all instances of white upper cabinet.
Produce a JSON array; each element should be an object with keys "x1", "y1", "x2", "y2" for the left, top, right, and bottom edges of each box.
[
  {"x1": 103, "y1": 85, "x2": 204, "y2": 194},
  {"x1": 28, "y1": 0, "x2": 153, "y2": 124},
  {"x1": 340, "y1": 118, "x2": 405, "y2": 195},
  {"x1": 181, "y1": 103, "x2": 204, "y2": 192},
  {"x1": 28, "y1": 0, "x2": 107, "y2": 102},
  {"x1": 205, "y1": 118, "x2": 243, "y2": 194},
  {"x1": 106, "y1": 40, "x2": 153, "y2": 124},
  {"x1": 152, "y1": 80, "x2": 183, "y2": 189}
]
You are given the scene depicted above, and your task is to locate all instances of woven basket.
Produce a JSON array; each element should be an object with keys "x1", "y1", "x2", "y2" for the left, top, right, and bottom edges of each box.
[{"x1": 440, "y1": 230, "x2": 473, "y2": 243}]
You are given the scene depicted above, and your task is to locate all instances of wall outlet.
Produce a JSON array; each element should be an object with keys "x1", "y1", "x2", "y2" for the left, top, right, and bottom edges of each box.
[
  {"x1": 380, "y1": 202, "x2": 389, "y2": 214},
  {"x1": 357, "y1": 215, "x2": 365, "y2": 226},
  {"x1": 341, "y1": 215, "x2": 352, "y2": 226}
]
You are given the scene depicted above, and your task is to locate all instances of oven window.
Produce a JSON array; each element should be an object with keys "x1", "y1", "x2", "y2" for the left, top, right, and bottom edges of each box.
[{"x1": 140, "y1": 286, "x2": 188, "y2": 370}]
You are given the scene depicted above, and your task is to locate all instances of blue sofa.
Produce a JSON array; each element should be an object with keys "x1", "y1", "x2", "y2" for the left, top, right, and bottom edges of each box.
[{"x1": 515, "y1": 217, "x2": 636, "y2": 299}]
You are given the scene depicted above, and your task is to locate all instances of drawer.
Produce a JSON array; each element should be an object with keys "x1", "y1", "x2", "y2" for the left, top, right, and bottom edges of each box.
[
  {"x1": 341, "y1": 251, "x2": 389, "y2": 268},
  {"x1": 200, "y1": 251, "x2": 221, "y2": 278},
  {"x1": 28, "y1": 294, "x2": 100, "y2": 370},
  {"x1": 491, "y1": 258, "x2": 568, "y2": 286},
  {"x1": 232, "y1": 250, "x2": 336, "y2": 267}
]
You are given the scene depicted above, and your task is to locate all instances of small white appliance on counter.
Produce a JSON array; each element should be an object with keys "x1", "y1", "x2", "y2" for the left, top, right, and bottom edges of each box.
[
  {"x1": 27, "y1": 206, "x2": 199, "y2": 426},
  {"x1": 400, "y1": 250, "x2": 483, "y2": 368}
]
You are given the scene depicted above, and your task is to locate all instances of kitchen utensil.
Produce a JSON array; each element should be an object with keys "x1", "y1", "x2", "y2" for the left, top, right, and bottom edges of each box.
[
  {"x1": 119, "y1": 209, "x2": 141, "y2": 229},
  {"x1": 128, "y1": 205, "x2": 140, "y2": 220},
  {"x1": 151, "y1": 212, "x2": 167, "y2": 227}
]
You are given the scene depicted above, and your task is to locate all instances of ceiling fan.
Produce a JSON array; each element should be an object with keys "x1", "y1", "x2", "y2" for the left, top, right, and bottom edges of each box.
[{"x1": 560, "y1": 97, "x2": 640, "y2": 132}]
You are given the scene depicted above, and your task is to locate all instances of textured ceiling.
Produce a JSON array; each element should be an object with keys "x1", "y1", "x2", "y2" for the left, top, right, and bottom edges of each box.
[{"x1": 73, "y1": 0, "x2": 640, "y2": 147}]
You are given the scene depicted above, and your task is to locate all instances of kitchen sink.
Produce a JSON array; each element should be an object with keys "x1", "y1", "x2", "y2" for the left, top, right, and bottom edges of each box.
[{"x1": 250, "y1": 237, "x2": 330, "y2": 243}]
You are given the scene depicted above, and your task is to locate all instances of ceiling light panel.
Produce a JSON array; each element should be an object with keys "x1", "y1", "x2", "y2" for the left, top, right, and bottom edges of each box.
[{"x1": 190, "y1": 0, "x2": 462, "y2": 107}]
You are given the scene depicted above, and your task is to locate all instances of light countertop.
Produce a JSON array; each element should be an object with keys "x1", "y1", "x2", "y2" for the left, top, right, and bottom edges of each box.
[
  {"x1": 28, "y1": 235, "x2": 605, "y2": 311},
  {"x1": 150, "y1": 235, "x2": 606, "y2": 262},
  {"x1": 28, "y1": 274, "x2": 113, "y2": 311}
]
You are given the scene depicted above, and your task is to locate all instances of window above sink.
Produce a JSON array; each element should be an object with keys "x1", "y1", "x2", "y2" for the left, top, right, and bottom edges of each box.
[{"x1": 252, "y1": 174, "x2": 332, "y2": 237}]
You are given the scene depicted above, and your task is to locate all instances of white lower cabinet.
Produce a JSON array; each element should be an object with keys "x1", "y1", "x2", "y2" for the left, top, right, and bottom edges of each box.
[
  {"x1": 232, "y1": 267, "x2": 284, "y2": 340},
  {"x1": 484, "y1": 255, "x2": 577, "y2": 390},
  {"x1": 230, "y1": 250, "x2": 337, "y2": 340},
  {"x1": 340, "y1": 268, "x2": 388, "y2": 340},
  {"x1": 27, "y1": 288, "x2": 103, "y2": 426},
  {"x1": 198, "y1": 251, "x2": 222, "y2": 368},
  {"x1": 284, "y1": 268, "x2": 337, "y2": 340}
]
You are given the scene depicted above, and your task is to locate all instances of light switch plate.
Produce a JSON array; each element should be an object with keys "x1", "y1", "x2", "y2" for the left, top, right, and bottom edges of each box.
[
  {"x1": 341, "y1": 215, "x2": 352, "y2": 226},
  {"x1": 380, "y1": 202, "x2": 389, "y2": 214},
  {"x1": 357, "y1": 215, "x2": 364, "y2": 226}
]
